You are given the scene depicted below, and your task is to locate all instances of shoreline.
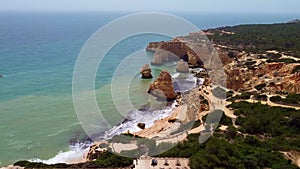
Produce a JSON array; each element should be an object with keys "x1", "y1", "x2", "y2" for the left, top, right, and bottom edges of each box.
[{"x1": 133, "y1": 104, "x2": 186, "y2": 138}]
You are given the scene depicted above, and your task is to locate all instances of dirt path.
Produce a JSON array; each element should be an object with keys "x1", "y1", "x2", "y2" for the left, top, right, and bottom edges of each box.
[
  {"x1": 199, "y1": 86, "x2": 236, "y2": 118},
  {"x1": 246, "y1": 97, "x2": 300, "y2": 110},
  {"x1": 111, "y1": 143, "x2": 139, "y2": 153}
]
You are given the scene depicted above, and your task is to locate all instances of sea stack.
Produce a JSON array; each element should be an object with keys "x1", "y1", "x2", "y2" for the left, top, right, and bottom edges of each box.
[
  {"x1": 140, "y1": 64, "x2": 153, "y2": 79},
  {"x1": 148, "y1": 70, "x2": 176, "y2": 101},
  {"x1": 176, "y1": 59, "x2": 189, "y2": 73}
]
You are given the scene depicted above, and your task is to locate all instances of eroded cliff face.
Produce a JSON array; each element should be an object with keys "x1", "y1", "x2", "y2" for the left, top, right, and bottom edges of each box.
[
  {"x1": 224, "y1": 58, "x2": 300, "y2": 93},
  {"x1": 225, "y1": 68, "x2": 253, "y2": 92},
  {"x1": 148, "y1": 71, "x2": 177, "y2": 101},
  {"x1": 282, "y1": 72, "x2": 300, "y2": 93},
  {"x1": 147, "y1": 39, "x2": 203, "y2": 68},
  {"x1": 255, "y1": 63, "x2": 300, "y2": 93}
]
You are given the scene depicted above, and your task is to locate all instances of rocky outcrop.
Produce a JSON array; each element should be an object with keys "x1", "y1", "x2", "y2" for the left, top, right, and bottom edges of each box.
[
  {"x1": 86, "y1": 141, "x2": 108, "y2": 161},
  {"x1": 255, "y1": 63, "x2": 300, "y2": 93},
  {"x1": 203, "y1": 78, "x2": 212, "y2": 86},
  {"x1": 140, "y1": 64, "x2": 153, "y2": 79},
  {"x1": 147, "y1": 40, "x2": 203, "y2": 68},
  {"x1": 176, "y1": 59, "x2": 189, "y2": 73},
  {"x1": 225, "y1": 68, "x2": 250, "y2": 91},
  {"x1": 137, "y1": 123, "x2": 146, "y2": 129},
  {"x1": 0, "y1": 74, "x2": 3, "y2": 78},
  {"x1": 223, "y1": 59, "x2": 300, "y2": 93},
  {"x1": 257, "y1": 63, "x2": 299, "y2": 77},
  {"x1": 148, "y1": 71, "x2": 177, "y2": 101}
]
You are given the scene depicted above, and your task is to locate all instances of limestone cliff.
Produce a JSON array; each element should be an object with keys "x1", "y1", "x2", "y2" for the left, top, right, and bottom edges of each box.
[
  {"x1": 224, "y1": 57, "x2": 300, "y2": 93},
  {"x1": 146, "y1": 39, "x2": 203, "y2": 68},
  {"x1": 282, "y1": 72, "x2": 300, "y2": 93}
]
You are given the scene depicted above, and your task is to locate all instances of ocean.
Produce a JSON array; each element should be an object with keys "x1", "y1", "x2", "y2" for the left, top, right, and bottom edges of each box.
[{"x1": 0, "y1": 11, "x2": 299, "y2": 166}]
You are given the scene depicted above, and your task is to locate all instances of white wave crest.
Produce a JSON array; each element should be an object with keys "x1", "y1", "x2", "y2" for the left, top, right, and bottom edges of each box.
[{"x1": 30, "y1": 143, "x2": 89, "y2": 165}]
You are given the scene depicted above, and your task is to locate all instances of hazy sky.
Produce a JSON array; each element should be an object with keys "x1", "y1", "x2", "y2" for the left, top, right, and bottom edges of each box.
[{"x1": 1, "y1": 0, "x2": 300, "y2": 13}]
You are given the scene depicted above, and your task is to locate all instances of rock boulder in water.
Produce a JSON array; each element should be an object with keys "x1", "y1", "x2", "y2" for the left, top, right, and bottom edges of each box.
[
  {"x1": 148, "y1": 71, "x2": 176, "y2": 101},
  {"x1": 176, "y1": 59, "x2": 189, "y2": 73},
  {"x1": 140, "y1": 64, "x2": 153, "y2": 79},
  {"x1": 137, "y1": 123, "x2": 146, "y2": 129}
]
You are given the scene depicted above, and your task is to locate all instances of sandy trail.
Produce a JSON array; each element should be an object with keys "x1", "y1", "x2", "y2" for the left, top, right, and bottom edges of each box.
[{"x1": 245, "y1": 97, "x2": 300, "y2": 110}]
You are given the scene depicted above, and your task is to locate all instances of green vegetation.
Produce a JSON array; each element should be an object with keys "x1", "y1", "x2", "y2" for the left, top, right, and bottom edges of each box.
[
  {"x1": 207, "y1": 22, "x2": 300, "y2": 57},
  {"x1": 270, "y1": 94, "x2": 300, "y2": 106},
  {"x1": 254, "y1": 83, "x2": 266, "y2": 91},
  {"x1": 92, "y1": 151, "x2": 133, "y2": 168},
  {"x1": 14, "y1": 161, "x2": 70, "y2": 169},
  {"x1": 120, "y1": 147, "x2": 145, "y2": 158},
  {"x1": 267, "y1": 58, "x2": 299, "y2": 63},
  {"x1": 227, "y1": 92, "x2": 251, "y2": 101},
  {"x1": 15, "y1": 102, "x2": 300, "y2": 169},
  {"x1": 202, "y1": 110, "x2": 232, "y2": 127},
  {"x1": 270, "y1": 95, "x2": 283, "y2": 102},
  {"x1": 157, "y1": 134, "x2": 297, "y2": 169},
  {"x1": 157, "y1": 102, "x2": 300, "y2": 169},
  {"x1": 14, "y1": 152, "x2": 133, "y2": 168},
  {"x1": 231, "y1": 102, "x2": 300, "y2": 137},
  {"x1": 226, "y1": 90, "x2": 234, "y2": 98},
  {"x1": 253, "y1": 94, "x2": 268, "y2": 101},
  {"x1": 285, "y1": 93, "x2": 300, "y2": 105},
  {"x1": 236, "y1": 92, "x2": 251, "y2": 100},
  {"x1": 266, "y1": 53, "x2": 282, "y2": 59},
  {"x1": 292, "y1": 65, "x2": 300, "y2": 74}
]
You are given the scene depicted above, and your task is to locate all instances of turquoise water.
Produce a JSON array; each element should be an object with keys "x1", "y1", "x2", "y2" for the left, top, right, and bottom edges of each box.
[{"x1": 1, "y1": 11, "x2": 300, "y2": 166}]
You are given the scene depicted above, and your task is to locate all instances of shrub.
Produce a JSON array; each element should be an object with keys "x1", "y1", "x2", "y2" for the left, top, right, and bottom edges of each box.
[
  {"x1": 254, "y1": 83, "x2": 266, "y2": 91},
  {"x1": 253, "y1": 94, "x2": 268, "y2": 101},
  {"x1": 93, "y1": 151, "x2": 133, "y2": 167},
  {"x1": 227, "y1": 90, "x2": 234, "y2": 98},
  {"x1": 270, "y1": 96, "x2": 282, "y2": 102},
  {"x1": 237, "y1": 93, "x2": 251, "y2": 100},
  {"x1": 292, "y1": 65, "x2": 300, "y2": 74}
]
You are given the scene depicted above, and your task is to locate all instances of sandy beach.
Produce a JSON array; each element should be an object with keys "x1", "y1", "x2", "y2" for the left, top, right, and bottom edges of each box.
[{"x1": 133, "y1": 105, "x2": 187, "y2": 138}]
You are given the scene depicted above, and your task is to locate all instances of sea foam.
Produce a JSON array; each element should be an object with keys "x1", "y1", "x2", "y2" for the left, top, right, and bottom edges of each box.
[
  {"x1": 30, "y1": 143, "x2": 89, "y2": 165},
  {"x1": 31, "y1": 102, "x2": 176, "y2": 165}
]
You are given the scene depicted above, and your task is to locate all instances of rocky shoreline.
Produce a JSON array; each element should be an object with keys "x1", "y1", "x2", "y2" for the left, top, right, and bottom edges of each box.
[{"x1": 83, "y1": 35, "x2": 215, "y2": 162}]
